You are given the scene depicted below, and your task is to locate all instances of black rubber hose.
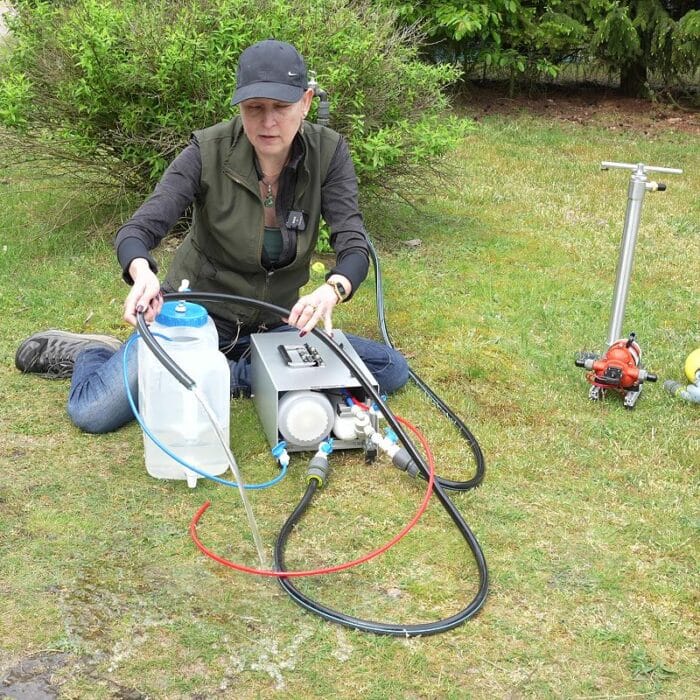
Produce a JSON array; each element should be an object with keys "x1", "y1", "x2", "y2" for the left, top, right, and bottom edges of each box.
[
  {"x1": 153, "y1": 291, "x2": 488, "y2": 636},
  {"x1": 274, "y1": 475, "x2": 488, "y2": 636},
  {"x1": 135, "y1": 312, "x2": 195, "y2": 389},
  {"x1": 367, "y1": 238, "x2": 485, "y2": 491}
]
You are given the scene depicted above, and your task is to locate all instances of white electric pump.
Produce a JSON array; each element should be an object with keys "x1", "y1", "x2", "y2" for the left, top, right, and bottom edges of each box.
[{"x1": 137, "y1": 290, "x2": 231, "y2": 487}]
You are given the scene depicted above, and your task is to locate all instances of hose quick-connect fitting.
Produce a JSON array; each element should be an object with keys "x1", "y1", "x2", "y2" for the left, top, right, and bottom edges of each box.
[
  {"x1": 366, "y1": 428, "x2": 417, "y2": 478},
  {"x1": 391, "y1": 447, "x2": 420, "y2": 479},
  {"x1": 307, "y1": 439, "x2": 334, "y2": 487},
  {"x1": 664, "y1": 379, "x2": 700, "y2": 404}
]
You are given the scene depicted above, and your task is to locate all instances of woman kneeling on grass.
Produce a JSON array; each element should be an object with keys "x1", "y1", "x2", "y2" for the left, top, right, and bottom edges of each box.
[{"x1": 15, "y1": 39, "x2": 408, "y2": 433}]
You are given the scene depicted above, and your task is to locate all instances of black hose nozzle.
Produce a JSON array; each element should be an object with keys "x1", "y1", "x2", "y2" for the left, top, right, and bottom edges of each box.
[{"x1": 392, "y1": 448, "x2": 419, "y2": 478}]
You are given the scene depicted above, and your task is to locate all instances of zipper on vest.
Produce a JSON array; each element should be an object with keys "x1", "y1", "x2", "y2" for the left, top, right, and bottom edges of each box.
[{"x1": 263, "y1": 269, "x2": 275, "y2": 302}]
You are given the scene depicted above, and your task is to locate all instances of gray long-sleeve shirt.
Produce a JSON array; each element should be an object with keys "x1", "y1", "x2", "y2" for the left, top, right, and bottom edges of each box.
[{"x1": 115, "y1": 134, "x2": 370, "y2": 292}]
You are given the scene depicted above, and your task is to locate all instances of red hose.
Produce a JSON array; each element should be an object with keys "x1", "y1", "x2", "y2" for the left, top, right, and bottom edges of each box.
[{"x1": 189, "y1": 414, "x2": 435, "y2": 578}]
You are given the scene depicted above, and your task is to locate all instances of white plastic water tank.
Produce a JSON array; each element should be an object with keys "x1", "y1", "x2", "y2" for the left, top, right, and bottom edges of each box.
[{"x1": 137, "y1": 300, "x2": 231, "y2": 486}]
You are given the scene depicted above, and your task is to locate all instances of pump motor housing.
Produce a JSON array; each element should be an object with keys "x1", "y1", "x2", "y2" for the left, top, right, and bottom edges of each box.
[{"x1": 250, "y1": 330, "x2": 379, "y2": 452}]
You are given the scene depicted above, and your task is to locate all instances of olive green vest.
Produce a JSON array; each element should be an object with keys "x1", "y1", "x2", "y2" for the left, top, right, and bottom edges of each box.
[{"x1": 164, "y1": 117, "x2": 340, "y2": 329}]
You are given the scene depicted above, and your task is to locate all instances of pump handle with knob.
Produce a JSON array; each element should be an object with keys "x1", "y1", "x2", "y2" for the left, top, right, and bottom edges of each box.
[{"x1": 600, "y1": 161, "x2": 683, "y2": 175}]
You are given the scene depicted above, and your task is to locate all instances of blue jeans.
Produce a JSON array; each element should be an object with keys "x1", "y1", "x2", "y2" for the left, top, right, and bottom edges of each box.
[{"x1": 67, "y1": 327, "x2": 409, "y2": 434}]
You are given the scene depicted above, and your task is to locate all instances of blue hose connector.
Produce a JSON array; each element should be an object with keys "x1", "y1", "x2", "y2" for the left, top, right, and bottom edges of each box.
[
  {"x1": 307, "y1": 439, "x2": 334, "y2": 486},
  {"x1": 272, "y1": 441, "x2": 291, "y2": 468}
]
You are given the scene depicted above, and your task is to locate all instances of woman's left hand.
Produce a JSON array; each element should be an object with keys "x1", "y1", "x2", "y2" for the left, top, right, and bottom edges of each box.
[{"x1": 287, "y1": 282, "x2": 340, "y2": 336}]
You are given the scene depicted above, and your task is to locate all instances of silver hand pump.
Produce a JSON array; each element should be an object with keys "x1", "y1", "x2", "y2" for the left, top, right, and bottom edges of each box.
[{"x1": 601, "y1": 161, "x2": 682, "y2": 346}]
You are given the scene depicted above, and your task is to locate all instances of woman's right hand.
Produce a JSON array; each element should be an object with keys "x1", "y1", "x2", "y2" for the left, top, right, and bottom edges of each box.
[{"x1": 123, "y1": 258, "x2": 163, "y2": 326}]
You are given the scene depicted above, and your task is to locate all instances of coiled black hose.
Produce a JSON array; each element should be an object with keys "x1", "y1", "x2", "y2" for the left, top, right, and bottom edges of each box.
[
  {"x1": 274, "y1": 241, "x2": 489, "y2": 635},
  {"x1": 367, "y1": 238, "x2": 486, "y2": 491},
  {"x1": 274, "y1": 476, "x2": 488, "y2": 636}
]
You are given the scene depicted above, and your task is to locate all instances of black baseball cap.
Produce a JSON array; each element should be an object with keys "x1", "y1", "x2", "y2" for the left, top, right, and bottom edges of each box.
[{"x1": 231, "y1": 40, "x2": 308, "y2": 105}]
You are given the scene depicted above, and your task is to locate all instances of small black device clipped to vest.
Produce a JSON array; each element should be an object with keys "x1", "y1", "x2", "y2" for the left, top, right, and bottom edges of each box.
[{"x1": 285, "y1": 209, "x2": 306, "y2": 232}]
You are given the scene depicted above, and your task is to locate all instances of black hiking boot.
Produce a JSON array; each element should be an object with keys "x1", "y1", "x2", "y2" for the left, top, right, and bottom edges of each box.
[{"x1": 15, "y1": 330, "x2": 122, "y2": 379}]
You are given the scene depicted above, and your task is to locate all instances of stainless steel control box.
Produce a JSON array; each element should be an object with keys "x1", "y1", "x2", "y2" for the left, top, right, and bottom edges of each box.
[{"x1": 250, "y1": 330, "x2": 379, "y2": 452}]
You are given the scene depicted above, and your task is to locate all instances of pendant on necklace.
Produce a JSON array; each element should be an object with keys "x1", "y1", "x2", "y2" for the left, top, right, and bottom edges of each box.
[{"x1": 263, "y1": 183, "x2": 275, "y2": 208}]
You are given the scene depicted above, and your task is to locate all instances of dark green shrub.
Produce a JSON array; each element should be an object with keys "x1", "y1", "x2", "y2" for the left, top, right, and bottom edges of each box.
[
  {"x1": 381, "y1": 1, "x2": 699, "y2": 99},
  {"x1": 591, "y1": 2, "x2": 700, "y2": 97},
  {"x1": 0, "y1": 0, "x2": 468, "y2": 201}
]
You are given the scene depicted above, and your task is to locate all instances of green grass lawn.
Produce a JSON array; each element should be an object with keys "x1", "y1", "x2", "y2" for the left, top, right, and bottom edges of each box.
[{"x1": 0, "y1": 110, "x2": 698, "y2": 698}]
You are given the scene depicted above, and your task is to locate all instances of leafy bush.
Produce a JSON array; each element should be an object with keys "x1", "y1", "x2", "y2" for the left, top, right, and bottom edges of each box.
[{"x1": 0, "y1": 0, "x2": 466, "y2": 202}]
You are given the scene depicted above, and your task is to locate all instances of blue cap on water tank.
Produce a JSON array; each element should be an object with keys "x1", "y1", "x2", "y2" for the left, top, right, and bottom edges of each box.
[{"x1": 156, "y1": 301, "x2": 209, "y2": 327}]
